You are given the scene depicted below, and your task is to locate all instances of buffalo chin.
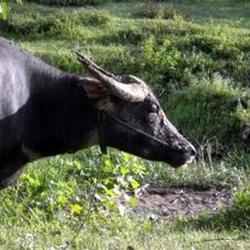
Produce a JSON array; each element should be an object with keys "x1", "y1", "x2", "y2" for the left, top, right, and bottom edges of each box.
[{"x1": 134, "y1": 147, "x2": 193, "y2": 168}]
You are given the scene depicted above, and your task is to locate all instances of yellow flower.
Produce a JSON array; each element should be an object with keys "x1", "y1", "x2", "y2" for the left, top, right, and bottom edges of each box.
[{"x1": 70, "y1": 204, "x2": 82, "y2": 215}]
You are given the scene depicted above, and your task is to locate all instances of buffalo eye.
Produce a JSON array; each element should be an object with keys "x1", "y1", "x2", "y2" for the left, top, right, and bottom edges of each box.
[{"x1": 148, "y1": 103, "x2": 159, "y2": 113}]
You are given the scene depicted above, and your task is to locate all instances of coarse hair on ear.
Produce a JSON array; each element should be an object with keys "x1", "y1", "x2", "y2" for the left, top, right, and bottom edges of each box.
[{"x1": 80, "y1": 77, "x2": 113, "y2": 111}]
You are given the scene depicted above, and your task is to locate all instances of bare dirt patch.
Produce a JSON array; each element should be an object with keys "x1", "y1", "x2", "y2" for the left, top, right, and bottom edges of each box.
[{"x1": 133, "y1": 184, "x2": 234, "y2": 219}]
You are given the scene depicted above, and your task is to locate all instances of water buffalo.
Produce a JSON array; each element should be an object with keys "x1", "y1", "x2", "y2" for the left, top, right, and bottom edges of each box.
[{"x1": 0, "y1": 37, "x2": 196, "y2": 188}]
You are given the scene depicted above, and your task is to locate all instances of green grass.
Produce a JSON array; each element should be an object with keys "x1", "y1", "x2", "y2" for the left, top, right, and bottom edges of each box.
[
  {"x1": 1, "y1": 0, "x2": 250, "y2": 249},
  {"x1": 1, "y1": 215, "x2": 250, "y2": 249}
]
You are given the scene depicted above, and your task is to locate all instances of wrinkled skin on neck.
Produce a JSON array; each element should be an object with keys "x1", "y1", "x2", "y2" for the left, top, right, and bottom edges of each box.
[{"x1": 100, "y1": 94, "x2": 196, "y2": 167}]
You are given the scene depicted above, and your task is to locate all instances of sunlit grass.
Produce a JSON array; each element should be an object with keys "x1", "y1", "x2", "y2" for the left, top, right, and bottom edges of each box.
[{"x1": 0, "y1": 0, "x2": 250, "y2": 249}]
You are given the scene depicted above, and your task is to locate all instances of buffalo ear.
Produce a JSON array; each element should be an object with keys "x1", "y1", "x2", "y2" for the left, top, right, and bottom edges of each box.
[{"x1": 81, "y1": 78, "x2": 113, "y2": 110}]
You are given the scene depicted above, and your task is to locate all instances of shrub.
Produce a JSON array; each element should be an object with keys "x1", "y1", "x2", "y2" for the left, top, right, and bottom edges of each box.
[
  {"x1": 49, "y1": 16, "x2": 86, "y2": 40},
  {"x1": 97, "y1": 26, "x2": 145, "y2": 45},
  {"x1": 0, "y1": 148, "x2": 146, "y2": 221},
  {"x1": 7, "y1": 12, "x2": 59, "y2": 35},
  {"x1": 164, "y1": 78, "x2": 248, "y2": 144},
  {"x1": 75, "y1": 9, "x2": 111, "y2": 26},
  {"x1": 140, "y1": 37, "x2": 181, "y2": 84},
  {"x1": 4, "y1": 8, "x2": 110, "y2": 39},
  {"x1": 138, "y1": 29, "x2": 250, "y2": 86},
  {"x1": 135, "y1": 3, "x2": 190, "y2": 21},
  {"x1": 191, "y1": 185, "x2": 250, "y2": 229},
  {"x1": 26, "y1": 0, "x2": 101, "y2": 6}
]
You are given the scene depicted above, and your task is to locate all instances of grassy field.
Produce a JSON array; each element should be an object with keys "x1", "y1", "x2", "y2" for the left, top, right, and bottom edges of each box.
[{"x1": 0, "y1": 0, "x2": 250, "y2": 249}]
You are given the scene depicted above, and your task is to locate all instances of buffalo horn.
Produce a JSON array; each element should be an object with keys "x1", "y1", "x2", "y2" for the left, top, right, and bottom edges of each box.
[{"x1": 76, "y1": 52, "x2": 147, "y2": 102}]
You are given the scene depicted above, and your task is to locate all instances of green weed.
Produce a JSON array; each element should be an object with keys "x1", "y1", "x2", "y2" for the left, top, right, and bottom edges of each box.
[
  {"x1": 0, "y1": 1, "x2": 250, "y2": 248},
  {"x1": 187, "y1": 185, "x2": 250, "y2": 230}
]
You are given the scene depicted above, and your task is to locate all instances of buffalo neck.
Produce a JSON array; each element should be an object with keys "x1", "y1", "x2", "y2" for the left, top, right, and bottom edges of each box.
[{"x1": 22, "y1": 70, "x2": 99, "y2": 156}]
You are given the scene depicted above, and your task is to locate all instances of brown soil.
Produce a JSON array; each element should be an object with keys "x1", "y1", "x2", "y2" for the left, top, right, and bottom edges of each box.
[{"x1": 133, "y1": 183, "x2": 233, "y2": 219}]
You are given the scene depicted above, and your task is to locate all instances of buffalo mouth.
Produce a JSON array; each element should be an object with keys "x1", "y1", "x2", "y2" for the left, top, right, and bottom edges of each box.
[
  {"x1": 138, "y1": 146, "x2": 196, "y2": 168},
  {"x1": 166, "y1": 150, "x2": 196, "y2": 168}
]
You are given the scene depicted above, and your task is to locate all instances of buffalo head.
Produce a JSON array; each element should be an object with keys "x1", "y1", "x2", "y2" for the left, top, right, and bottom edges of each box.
[{"x1": 77, "y1": 53, "x2": 196, "y2": 167}]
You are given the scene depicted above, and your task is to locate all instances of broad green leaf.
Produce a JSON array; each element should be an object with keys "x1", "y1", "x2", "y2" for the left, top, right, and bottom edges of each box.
[
  {"x1": 130, "y1": 179, "x2": 140, "y2": 189},
  {"x1": 1, "y1": 1, "x2": 9, "y2": 20},
  {"x1": 70, "y1": 204, "x2": 82, "y2": 215},
  {"x1": 121, "y1": 166, "x2": 129, "y2": 175}
]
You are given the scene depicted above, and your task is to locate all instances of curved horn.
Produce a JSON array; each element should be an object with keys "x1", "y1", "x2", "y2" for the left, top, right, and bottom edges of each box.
[{"x1": 76, "y1": 52, "x2": 147, "y2": 102}]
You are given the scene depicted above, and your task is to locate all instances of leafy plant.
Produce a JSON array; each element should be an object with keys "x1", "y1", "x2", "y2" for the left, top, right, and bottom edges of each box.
[
  {"x1": 0, "y1": 0, "x2": 22, "y2": 20},
  {"x1": 135, "y1": 3, "x2": 190, "y2": 21},
  {"x1": 188, "y1": 185, "x2": 250, "y2": 229}
]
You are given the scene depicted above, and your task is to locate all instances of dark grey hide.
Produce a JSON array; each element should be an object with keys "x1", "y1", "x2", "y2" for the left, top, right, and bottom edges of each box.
[{"x1": 0, "y1": 37, "x2": 195, "y2": 189}]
